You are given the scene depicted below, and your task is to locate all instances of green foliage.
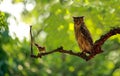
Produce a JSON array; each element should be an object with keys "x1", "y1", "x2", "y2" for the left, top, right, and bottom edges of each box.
[{"x1": 0, "y1": 0, "x2": 120, "y2": 76}]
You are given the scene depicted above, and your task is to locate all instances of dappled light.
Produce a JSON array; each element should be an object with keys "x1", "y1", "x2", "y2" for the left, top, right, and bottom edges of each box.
[{"x1": 0, "y1": 0, "x2": 120, "y2": 76}]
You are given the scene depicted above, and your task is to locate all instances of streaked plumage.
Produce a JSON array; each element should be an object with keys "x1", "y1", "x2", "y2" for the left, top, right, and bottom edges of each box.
[{"x1": 73, "y1": 16, "x2": 93, "y2": 54}]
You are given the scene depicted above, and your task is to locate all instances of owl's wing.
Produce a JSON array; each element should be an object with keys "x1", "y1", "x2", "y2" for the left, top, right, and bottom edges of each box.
[{"x1": 80, "y1": 23, "x2": 93, "y2": 45}]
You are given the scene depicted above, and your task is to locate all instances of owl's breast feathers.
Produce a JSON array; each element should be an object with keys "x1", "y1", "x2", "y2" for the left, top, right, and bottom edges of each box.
[
  {"x1": 80, "y1": 23, "x2": 93, "y2": 46},
  {"x1": 74, "y1": 22, "x2": 93, "y2": 52}
]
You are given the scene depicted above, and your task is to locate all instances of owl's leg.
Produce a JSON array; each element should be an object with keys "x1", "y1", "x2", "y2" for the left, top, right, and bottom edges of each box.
[
  {"x1": 81, "y1": 51, "x2": 86, "y2": 55},
  {"x1": 86, "y1": 51, "x2": 91, "y2": 54},
  {"x1": 82, "y1": 50, "x2": 92, "y2": 56}
]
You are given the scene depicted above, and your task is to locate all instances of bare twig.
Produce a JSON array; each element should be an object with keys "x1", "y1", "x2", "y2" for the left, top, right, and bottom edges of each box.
[{"x1": 30, "y1": 26, "x2": 33, "y2": 56}]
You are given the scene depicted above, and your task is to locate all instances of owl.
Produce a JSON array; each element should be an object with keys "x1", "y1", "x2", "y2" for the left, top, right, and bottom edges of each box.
[{"x1": 73, "y1": 16, "x2": 93, "y2": 54}]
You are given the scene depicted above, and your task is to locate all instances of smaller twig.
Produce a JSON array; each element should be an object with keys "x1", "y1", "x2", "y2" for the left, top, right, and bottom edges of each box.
[
  {"x1": 31, "y1": 46, "x2": 89, "y2": 61},
  {"x1": 34, "y1": 43, "x2": 46, "y2": 53}
]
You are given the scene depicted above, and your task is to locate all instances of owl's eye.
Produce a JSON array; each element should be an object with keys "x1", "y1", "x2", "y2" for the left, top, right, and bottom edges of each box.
[
  {"x1": 73, "y1": 17, "x2": 80, "y2": 22},
  {"x1": 74, "y1": 19, "x2": 78, "y2": 22}
]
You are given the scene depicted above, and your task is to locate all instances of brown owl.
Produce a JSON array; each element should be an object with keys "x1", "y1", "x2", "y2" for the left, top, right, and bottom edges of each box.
[{"x1": 73, "y1": 16, "x2": 93, "y2": 54}]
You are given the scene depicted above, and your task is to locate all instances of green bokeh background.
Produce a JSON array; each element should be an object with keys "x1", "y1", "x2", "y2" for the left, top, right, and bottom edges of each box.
[{"x1": 0, "y1": 0, "x2": 120, "y2": 76}]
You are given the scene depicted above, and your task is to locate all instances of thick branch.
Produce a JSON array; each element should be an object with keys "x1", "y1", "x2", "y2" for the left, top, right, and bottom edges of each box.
[
  {"x1": 90, "y1": 27, "x2": 120, "y2": 59},
  {"x1": 94, "y1": 27, "x2": 120, "y2": 47}
]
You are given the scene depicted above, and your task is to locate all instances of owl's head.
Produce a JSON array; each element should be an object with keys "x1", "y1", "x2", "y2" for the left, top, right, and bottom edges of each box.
[{"x1": 73, "y1": 16, "x2": 84, "y2": 25}]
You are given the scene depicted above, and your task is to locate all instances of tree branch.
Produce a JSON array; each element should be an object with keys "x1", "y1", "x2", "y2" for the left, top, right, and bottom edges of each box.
[
  {"x1": 31, "y1": 46, "x2": 89, "y2": 60},
  {"x1": 30, "y1": 26, "x2": 120, "y2": 61},
  {"x1": 89, "y1": 27, "x2": 120, "y2": 60},
  {"x1": 94, "y1": 27, "x2": 120, "y2": 46}
]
